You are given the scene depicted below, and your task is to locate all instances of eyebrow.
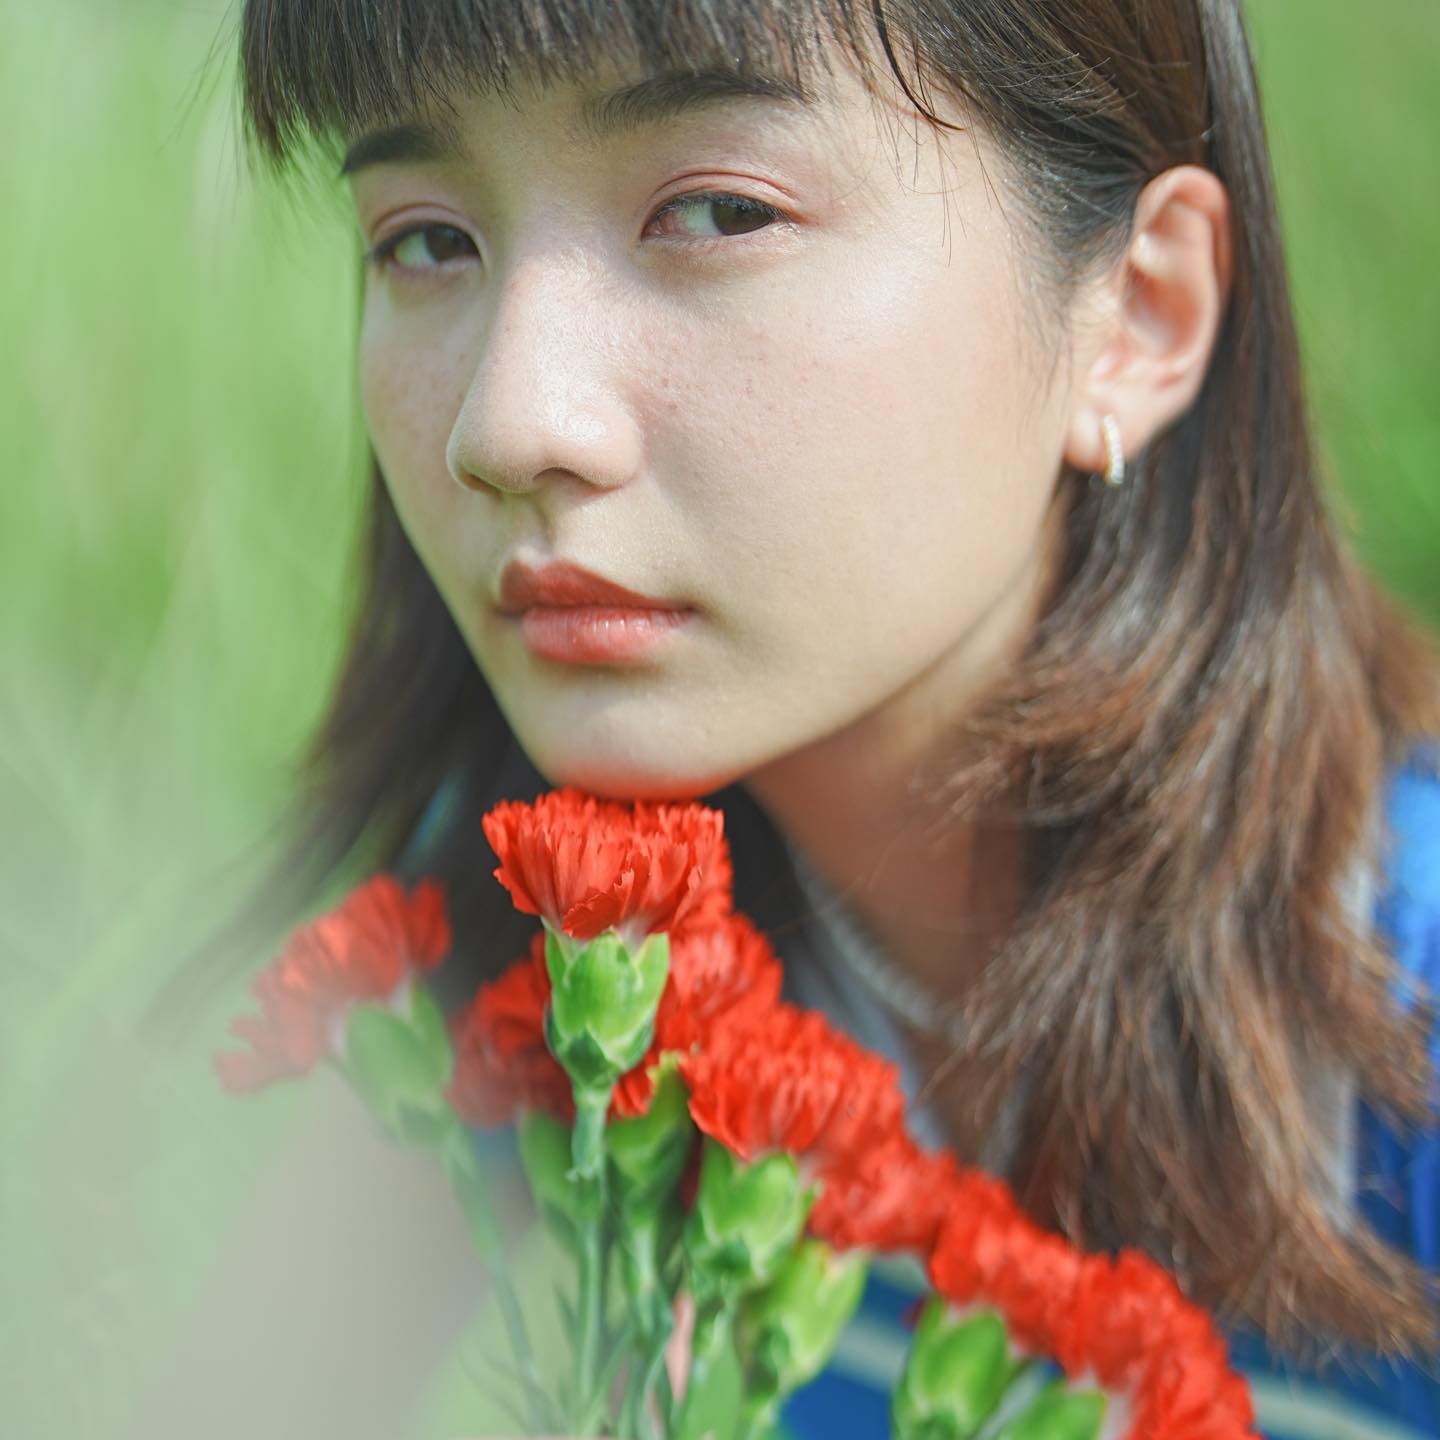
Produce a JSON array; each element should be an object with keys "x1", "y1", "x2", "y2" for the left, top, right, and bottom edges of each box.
[
  {"x1": 340, "y1": 119, "x2": 464, "y2": 177},
  {"x1": 339, "y1": 66, "x2": 819, "y2": 178},
  {"x1": 568, "y1": 66, "x2": 817, "y2": 146}
]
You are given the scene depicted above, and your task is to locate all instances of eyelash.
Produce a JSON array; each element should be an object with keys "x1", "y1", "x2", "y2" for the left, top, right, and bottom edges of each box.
[{"x1": 362, "y1": 190, "x2": 790, "y2": 280}]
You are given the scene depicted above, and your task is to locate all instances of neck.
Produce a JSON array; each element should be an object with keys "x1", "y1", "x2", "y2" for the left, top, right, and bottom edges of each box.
[{"x1": 741, "y1": 498, "x2": 1060, "y2": 1004}]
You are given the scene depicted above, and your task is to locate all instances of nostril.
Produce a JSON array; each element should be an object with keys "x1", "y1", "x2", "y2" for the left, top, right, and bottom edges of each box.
[{"x1": 445, "y1": 394, "x2": 644, "y2": 498}]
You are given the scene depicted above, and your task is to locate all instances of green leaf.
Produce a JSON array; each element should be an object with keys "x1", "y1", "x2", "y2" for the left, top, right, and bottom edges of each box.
[
  {"x1": 436, "y1": 1122, "x2": 504, "y2": 1259},
  {"x1": 584, "y1": 1313, "x2": 639, "y2": 1434},
  {"x1": 518, "y1": 1110, "x2": 583, "y2": 1248},
  {"x1": 555, "y1": 1280, "x2": 578, "y2": 1336},
  {"x1": 462, "y1": 1350, "x2": 532, "y2": 1433}
]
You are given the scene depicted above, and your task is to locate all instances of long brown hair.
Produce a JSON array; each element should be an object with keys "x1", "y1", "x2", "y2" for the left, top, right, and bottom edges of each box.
[{"x1": 150, "y1": 0, "x2": 1440, "y2": 1369}]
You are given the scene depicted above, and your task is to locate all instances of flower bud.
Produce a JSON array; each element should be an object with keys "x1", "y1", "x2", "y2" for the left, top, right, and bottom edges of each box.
[
  {"x1": 893, "y1": 1300, "x2": 1026, "y2": 1440},
  {"x1": 543, "y1": 928, "x2": 669, "y2": 1093},
  {"x1": 738, "y1": 1238, "x2": 868, "y2": 1404},
  {"x1": 341, "y1": 986, "x2": 453, "y2": 1134},
  {"x1": 994, "y1": 1379, "x2": 1107, "y2": 1440},
  {"x1": 684, "y1": 1142, "x2": 814, "y2": 1304}
]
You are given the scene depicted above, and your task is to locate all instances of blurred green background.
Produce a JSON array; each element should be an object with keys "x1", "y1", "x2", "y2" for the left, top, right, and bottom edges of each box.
[{"x1": 2, "y1": 1, "x2": 1437, "y2": 1436}]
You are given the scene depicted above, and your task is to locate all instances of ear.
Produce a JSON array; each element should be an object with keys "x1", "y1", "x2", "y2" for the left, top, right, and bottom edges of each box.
[{"x1": 1062, "y1": 165, "x2": 1234, "y2": 476}]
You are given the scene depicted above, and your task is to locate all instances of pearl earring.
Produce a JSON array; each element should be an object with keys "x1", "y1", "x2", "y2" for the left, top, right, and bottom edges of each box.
[{"x1": 1101, "y1": 413, "x2": 1126, "y2": 487}]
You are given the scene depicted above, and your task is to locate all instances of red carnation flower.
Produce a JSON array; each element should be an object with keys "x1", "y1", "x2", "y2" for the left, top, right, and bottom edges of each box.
[
  {"x1": 926, "y1": 1167, "x2": 1020, "y2": 1299},
  {"x1": 481, "y1": 787, "x2": 732, "y2": 946},
  {"x1": 1135, "y1": 1343, "x2": 1256, "y2": 1440},
  {"x1": 930, "y1": 1171, "x2": 1088, "y2": 1355},
  {"x1": 1052, "y1": 1249, "x2": 1190, "y2": 1388},
  {"x1": 682, "y1": 1002, "x2": 905, "y2": 1168},
  {"x1": 446, "y1": 933, "x2": 574, "y2": 1128},
  {"x1": 613, "y1": 912, "x2": 784, "y2": 1117},
  {"x1": 213, "y1": 875, "x2": 450, "y2": 1094},
  {"x1": 663, "y1": 910, "x2": 783, "y2": 1039},
  {"x1": 1129, "y1": 1276, "x2": 1256, "y2": 1439},
  {"x1": 807, "y1": 1133, "x2": 961, "y2": 1255},
  {"x1": 979, "y1": 1220, "x2": 1084, "y2": 1355},
  {"x1": 1053, "y1": 1248, "x2": 1256, "y2": 1436}
]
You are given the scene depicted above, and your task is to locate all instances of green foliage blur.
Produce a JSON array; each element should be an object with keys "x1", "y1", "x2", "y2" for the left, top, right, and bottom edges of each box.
[{"x1": 2, "y1": 2, "x2": 1437, "y2": 1437}]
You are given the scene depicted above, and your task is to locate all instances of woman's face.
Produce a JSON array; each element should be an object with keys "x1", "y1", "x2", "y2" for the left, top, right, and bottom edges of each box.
[{"x1": 350, "y1": 53, "x2": 1084, "y2": 800}]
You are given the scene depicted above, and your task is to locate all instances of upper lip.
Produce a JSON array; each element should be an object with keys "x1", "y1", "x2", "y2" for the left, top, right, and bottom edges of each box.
[{"x1": 497, "y1": 559, "x2": 686, "y2": 614}]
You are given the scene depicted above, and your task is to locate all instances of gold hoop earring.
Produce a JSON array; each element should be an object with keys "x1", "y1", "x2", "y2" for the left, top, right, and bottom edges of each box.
[{"x1": 1101, "y1": 414, "x2": 1126, "y2": 487}]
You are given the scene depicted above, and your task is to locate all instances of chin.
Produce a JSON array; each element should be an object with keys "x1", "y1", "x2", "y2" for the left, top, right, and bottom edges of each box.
[{"x1": 521, "y1": 740, "x2": 745, "y2": 806}]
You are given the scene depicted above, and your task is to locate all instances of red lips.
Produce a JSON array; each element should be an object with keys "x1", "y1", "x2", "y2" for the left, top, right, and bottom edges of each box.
[{"x1": 497, "y1": 559, "x2": 684, "y2": 614}]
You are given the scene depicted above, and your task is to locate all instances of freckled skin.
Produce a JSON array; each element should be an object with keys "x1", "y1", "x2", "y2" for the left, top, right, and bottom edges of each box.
[{"x1": 352, "y1": 55, "x2": 1081, "y2": 804}]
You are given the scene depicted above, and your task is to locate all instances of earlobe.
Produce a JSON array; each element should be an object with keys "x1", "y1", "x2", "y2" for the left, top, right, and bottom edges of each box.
[{"x1": 1062, "y1": 165, "x2": 1234, "y2": 479}]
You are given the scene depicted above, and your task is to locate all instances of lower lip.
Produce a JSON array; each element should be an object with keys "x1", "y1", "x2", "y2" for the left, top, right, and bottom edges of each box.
[{"x1": 511, "y1": 606, "x2": 692, "y2": 664}]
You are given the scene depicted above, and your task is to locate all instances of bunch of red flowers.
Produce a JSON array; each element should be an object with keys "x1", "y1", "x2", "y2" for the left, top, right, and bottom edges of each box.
[{"x1": 216, "y1": 788, "x2": 1258, "y2": 1440}]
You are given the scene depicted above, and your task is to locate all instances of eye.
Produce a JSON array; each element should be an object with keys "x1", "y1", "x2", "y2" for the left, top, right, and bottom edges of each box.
[
  {"x1": 648, "y1": 191, "x2": 788, "y2": 244},
  {"x1": 364, "y1": 223, "x2": 479, "y2": 279}
]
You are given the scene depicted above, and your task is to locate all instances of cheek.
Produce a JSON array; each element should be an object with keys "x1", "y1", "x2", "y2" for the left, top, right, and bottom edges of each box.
[
  {"x1": 650, "y1": 232, "x2": 1046, "y2": 619},
  {"x1": 358, "y1": 308, "x2": 478, "y2": 567},
  {"x1": 358, "y1": 310, "x2": 458, "y2": 480}
]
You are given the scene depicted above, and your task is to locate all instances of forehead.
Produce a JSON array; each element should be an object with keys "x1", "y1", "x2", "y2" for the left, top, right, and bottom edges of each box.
[
  {"x1": 244, "y1": 0, "x2": 976, "y2": 172},
  {"x1": 340, "y1": 55, "x2": 874, "y2": 177}
]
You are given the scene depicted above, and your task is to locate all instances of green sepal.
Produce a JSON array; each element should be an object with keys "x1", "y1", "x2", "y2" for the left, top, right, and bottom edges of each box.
[
  {"x1": 738, "y1": 1238, "x2": 869, "y2": 1403},
  {"x1": 545, "y1": 928, "x2": 669, "y2": 1088},
  {"x1": 993, "y1": 1380, "x2": 1106, "y2": 1440},
  {"x1": 342, "y1": 994, "x2": 453, "y2": 1128},
  {"x1": 607, "y1": 1059, "x2": 694, "y2": 1215},
  {"x1": 892, "y1": 1301, "x2": 1025, "y2": 1440},
  {"x1": 684, "y1": 1143, "x2": 815, "y2": 1305},
  {"x1": 406, "y1": 981, "x2": 452, "y2": 1069}
]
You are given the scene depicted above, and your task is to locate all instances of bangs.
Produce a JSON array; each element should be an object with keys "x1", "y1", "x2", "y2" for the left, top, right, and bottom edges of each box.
[{"x1": 239, "y1": 0, "x2": 897, "y2": 168}]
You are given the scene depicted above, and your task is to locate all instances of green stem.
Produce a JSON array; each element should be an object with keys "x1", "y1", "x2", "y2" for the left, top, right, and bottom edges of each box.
[
  {"x1": 572, "y1": 1211, "x2": 605, "y2": 1431},
  {"x1": 644, "y1": 1289, "x2": 676, "y2": 1430},
  {"x1": 674, "y1": 1299, "x2": 734, "y2": 1439},
  {"x1": 619, "y1": 1285, "x2": 673, "y2": 1440},
  {"x1": 653, "y1": 1352, "x2": 677, "y2": 1436},
  {"x1": 569, "y1": 1086, "x2": 612, "y2": 1432},
  {"x1": 616, "y1": 1219, "x2": 660, "y2": 1438},
  {"x1": 571, "y1": 1085, "x2": 611, "y2": 1182}
]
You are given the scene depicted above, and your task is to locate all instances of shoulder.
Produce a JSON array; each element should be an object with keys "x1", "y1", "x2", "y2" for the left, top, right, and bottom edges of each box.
[
  {"x1": 1380, "y1": 740, "x2": 1440, "y2": 883},
  {"x1": 1376, "y1": 740, "x2": 1440, "y2": 987},
  {"x1": 1367, "y1": 734, "x2": 1440, "y2": 1092},
  {"x1": 1351, "y1": 743, "x2": 1438, "y2": 1257}
]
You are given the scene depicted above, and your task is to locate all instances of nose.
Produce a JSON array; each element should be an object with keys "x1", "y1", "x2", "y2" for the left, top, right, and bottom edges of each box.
[{"x1": 446, "y1": 254, "x2": 643, "y2": 499}]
